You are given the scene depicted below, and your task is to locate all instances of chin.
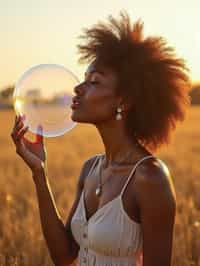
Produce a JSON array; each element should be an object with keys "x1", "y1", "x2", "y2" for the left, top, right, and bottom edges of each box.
[
  {"x1": 70, "y1": 110, "x2": 88, "y2": 123},
  {"x1": 71, "y1": 112, "x2": 98, "y2": 125}
]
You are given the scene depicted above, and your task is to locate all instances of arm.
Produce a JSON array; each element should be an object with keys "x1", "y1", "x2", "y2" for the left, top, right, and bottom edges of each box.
[
  {"x1": 33, "y1": 156, "x2": 97, "y2": 266},
  {"x1": 33, "y1": 169, "x2": 71, "y2": 266},
  {"x1": 135, "y1": 159, "x2": 177, "y2": 266}
]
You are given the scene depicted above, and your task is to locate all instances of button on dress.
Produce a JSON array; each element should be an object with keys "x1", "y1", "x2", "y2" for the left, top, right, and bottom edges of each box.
[{"x1": 71, "y1": 154, "x2": 158, "y2": 266}]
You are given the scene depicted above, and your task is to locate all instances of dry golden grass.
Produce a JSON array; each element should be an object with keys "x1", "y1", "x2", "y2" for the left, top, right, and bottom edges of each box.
[{"x1": 0, "y1": 107, "x2": 199, "y2": 266}]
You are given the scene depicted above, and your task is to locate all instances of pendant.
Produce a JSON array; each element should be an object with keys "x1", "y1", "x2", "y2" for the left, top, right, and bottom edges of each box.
[{"x1": 95, "y1": 186, "x2": 101, "y2": 197}]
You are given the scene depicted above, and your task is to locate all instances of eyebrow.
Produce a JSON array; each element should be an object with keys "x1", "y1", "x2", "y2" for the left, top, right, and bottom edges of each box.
[{"x1": 84, "y1": 70, "x2": 105, "y2": 77}]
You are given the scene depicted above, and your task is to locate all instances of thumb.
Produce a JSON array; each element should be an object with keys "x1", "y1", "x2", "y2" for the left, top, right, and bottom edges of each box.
[{"x1": 36, "y1": 124, "x2": 44, "y2": 144}]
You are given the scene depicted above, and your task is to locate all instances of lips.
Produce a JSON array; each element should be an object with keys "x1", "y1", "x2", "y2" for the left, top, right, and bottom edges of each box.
[
  {"x1": 71, "y1": 96, "x2": 82, "y2": 109},
  {"x1": 72, "y1": 96, "x2": 82, "y2": 104}
]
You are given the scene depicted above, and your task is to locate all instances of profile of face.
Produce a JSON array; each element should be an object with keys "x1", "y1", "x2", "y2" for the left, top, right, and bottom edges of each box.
[{"x1": 71, "y1": 60, "x2": 123, "y2": 125}]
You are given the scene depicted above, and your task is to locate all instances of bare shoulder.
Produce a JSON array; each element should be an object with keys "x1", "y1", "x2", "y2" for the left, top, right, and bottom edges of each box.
[
  {"x1": 78, "y1": 154, "x2": 101, "y2": 189},
  {"x1": 133, "y1": 157, "x2": 177, "y2": 264},
  {"x1": 134, "y1": 157, "x2": 177, "y2": 210}
]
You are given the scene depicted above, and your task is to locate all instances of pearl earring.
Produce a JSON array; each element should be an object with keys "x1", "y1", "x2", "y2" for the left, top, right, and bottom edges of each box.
[{"x1": 116, "y1": 107, "x2": 122, "y2": 120}]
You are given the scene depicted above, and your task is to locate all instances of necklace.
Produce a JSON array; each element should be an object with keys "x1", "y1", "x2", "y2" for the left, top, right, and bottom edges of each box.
[{"x1": 95, "y1": 149, "x2": 138, "y2": 197}]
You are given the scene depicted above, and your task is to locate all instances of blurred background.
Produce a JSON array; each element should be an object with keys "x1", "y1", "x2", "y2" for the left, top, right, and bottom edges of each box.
[{"x1": 0, "y1": 0, "x2": 200, "y2": 265}]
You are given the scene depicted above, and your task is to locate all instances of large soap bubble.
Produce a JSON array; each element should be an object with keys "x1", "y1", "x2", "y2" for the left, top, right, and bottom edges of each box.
[{"x1": 13, "y1": 64, "x2": 79, "y2": 137}]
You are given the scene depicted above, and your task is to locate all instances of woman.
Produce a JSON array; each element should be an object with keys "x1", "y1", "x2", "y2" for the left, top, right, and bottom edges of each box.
[{"x1": 11, "y1": 10, "x2": 191, "y2": 266}]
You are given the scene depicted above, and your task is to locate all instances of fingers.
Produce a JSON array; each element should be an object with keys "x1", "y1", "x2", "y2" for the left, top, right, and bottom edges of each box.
[
  {"x1": 11, "y1": 115, "x2": 22, "y2": 142},
  {"x1": 17, "y1": 126, "x2": 29, "y2": 141},
  {"x1": 35, "y1": 124, "x2": 44, "y2": 144},
  {"x1": 11, "y1": 114, "x2": 27, "y2": 144},
  {"x1": 13, "y1": 115, "x2": 25, "y2": 131},
  {"x1": 14, "y1": 118, "x2": 23, "y2": 134}
]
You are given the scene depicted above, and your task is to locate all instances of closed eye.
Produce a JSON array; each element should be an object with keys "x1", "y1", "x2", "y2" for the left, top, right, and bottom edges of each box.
[
  {"x1": 84, "y1": 79, "x2": 99, "y2": 86},
  {"x1": 90, "y1": 81, "x2": 99, "y2": 85}
]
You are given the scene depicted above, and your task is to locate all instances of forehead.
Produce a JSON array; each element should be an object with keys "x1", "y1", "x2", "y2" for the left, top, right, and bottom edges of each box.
[{"x1": 85, "y1": 61, "x2": 113, "y2": 77}]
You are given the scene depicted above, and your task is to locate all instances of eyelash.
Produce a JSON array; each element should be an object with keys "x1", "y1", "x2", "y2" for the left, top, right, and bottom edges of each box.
[
  {"x1": 85, "y1": 80, "x2": 99, "y2": 85},
  {"x1": 90, "y1": 81, "x2": 98, "y2": 85}
]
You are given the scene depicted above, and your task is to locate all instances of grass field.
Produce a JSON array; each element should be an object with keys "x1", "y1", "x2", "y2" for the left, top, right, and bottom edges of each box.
[{"x1": 0, "y1": 107, "x2": 199, "y2": 266}]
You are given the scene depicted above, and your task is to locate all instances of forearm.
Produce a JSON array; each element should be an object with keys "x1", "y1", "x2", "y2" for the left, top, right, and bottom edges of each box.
[{"x1": 33, "y1": 170, "x2": 71, "y2": 266}]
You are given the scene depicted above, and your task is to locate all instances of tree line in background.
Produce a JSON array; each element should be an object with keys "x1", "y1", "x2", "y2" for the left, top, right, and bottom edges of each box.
[{"x1": 0, "y1": 83, "x2": 200, "y2": 109}]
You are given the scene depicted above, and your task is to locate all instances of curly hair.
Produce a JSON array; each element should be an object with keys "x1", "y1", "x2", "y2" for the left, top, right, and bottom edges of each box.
[{"x1": 76, "y1": 10, "x2": 192, "y2": 153}]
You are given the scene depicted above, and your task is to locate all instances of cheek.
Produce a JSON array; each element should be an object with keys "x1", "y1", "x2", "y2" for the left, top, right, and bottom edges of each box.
[
  {"x1": 71, "y1": 94, "x2": 117, "y2": 123},
  {"x1": 89, "y1": 88, "x2": 112, "y2": 103},
  {"x1": 90, "y1": 95, "x2": 117, "y2": 118}
]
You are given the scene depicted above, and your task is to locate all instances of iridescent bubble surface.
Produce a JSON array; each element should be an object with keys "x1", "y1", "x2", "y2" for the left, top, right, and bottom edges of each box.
[{"x1": 13, "y1": 64, "x2": 79, "y2": 137}]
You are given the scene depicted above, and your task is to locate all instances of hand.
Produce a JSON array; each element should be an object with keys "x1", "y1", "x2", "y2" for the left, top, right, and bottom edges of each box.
[{"x1": 11, "y1": 115, "x2": 47, "y2": 173}]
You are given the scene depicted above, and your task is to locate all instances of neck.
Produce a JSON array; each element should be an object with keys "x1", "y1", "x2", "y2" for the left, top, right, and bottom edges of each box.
[{"x1": 96, "y1": 119, "x2": 150, "y2": 168}]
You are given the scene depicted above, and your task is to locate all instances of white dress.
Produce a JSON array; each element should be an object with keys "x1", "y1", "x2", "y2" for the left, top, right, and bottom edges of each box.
[{"x1": 71, "y1": 154, "x2": 157, "y2": 265}]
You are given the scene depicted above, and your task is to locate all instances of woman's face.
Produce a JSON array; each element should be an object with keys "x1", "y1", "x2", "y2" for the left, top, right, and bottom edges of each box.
[{"x1": 71, "y1": 60, "x2": 122, "y2": 124}]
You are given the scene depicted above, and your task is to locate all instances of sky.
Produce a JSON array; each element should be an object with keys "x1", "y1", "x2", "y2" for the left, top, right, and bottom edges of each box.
[{"x1": 0, "y1": 0, "x2": 200, "y2": 91}]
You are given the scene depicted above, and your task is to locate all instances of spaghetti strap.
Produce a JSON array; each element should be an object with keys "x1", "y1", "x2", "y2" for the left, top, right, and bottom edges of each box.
[
  {"x1": 87, "y1": 154, "x2": 102, "y2": 177},
  {"x1": 120, "y1": 155, "x2": 156, "y2": 197}
]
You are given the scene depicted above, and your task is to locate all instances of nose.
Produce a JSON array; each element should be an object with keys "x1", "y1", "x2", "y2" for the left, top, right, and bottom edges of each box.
[{"x1": 73, "y1": 81, "x2": 85, "y2": 96}]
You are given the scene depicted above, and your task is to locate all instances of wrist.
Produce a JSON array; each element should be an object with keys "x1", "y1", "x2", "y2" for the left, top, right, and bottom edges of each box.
[
  {"x1": 32, "y1": 167, "x2": 47, "y2": 185},
  {"x1": 32, "y1": 160, "x2": 47, "y2": 175}
]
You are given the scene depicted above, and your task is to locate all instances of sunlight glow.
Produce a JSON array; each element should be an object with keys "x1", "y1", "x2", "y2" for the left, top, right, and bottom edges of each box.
[{"x1": 0, "y1": 0, "x2": 200, "y2": 88}]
